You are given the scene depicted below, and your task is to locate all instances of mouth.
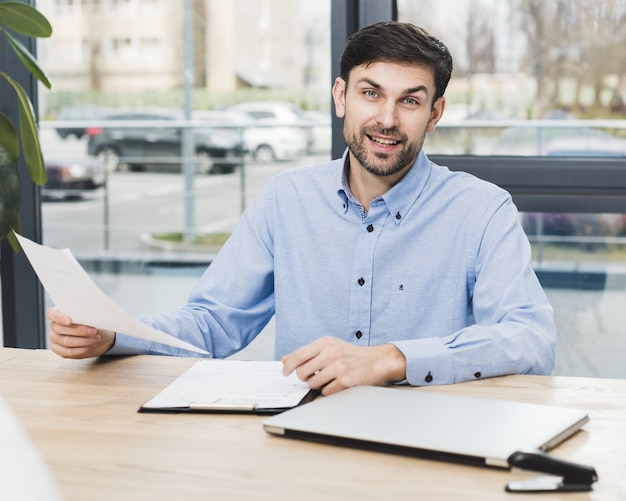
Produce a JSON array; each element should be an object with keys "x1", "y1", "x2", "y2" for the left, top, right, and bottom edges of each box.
[
  {"x1": 367, "y1": 134, "x2": 402, "y2": 151},
  {"x1": 368, "y1": 135, "x2": 400, "y2": 147}
]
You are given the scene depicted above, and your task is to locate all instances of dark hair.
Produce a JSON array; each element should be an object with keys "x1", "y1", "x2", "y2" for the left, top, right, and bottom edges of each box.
[{"x1": 339, "y1": 21, "x2": 453, "y2": 103}]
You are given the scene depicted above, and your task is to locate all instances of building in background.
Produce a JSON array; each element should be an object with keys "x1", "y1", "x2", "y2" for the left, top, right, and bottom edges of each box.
[
  {"x1": 38, "y1": 0, "x2": 187, "y2": 91},
  {"x1": 36, "y1": 0, "x2": 329, "y2": 111}
]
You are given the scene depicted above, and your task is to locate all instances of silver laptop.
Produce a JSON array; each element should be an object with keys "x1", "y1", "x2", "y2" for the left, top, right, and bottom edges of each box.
[{"x1": 263, "y1": 385, "x2": 589, "y2": 468}]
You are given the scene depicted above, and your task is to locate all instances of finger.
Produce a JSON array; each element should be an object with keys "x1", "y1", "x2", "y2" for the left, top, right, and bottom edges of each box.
[
  {"x1": 50, "y1": 329, "x2": 115, "y2": 360},
  {"x1": 46, "y1": 307, "x2": 72, "y2": 326},
  {"x1": 50, "y1": 329, "x2": 100, "y2": 348},
  {"x1": 304, "y1": 367, "x2": 336, "y2": 391},
  {"x1": 50, "y1": 341, "x2": 96, "y2": 360},
  {"x1": 318, "y1": 378, "x2": 344, "y2": 396},
  {"x1": 282, "y1": 343, "x2": 321, "y2": 376},
  {"x1": 47, "y1": 307, "x2": 97, "y2": 337},
  {"x1": 49, "y1": 320, "x2": 97, "y2": 338}
]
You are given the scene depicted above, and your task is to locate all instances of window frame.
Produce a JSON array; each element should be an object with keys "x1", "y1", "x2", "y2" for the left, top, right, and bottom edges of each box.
[
  {"x1": 0, "y1": 0, "x2": 46, "y2": 349},
  {"x1": 432, "y1": 155, "x2": 626, "y2": 214}
]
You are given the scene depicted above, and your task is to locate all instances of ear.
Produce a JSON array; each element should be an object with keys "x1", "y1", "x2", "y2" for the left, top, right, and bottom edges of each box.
[
  {"x1": 426, "y1": 96, "x2": 446, "y2": 133},
  {"x1": 332, "y1": 77, "x2": 347, "y2": 118}
]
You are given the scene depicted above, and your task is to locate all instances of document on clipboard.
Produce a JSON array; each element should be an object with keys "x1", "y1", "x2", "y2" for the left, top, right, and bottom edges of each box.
[{"x1": 139, "y1": 360, "x2": 318, "y2": 415}]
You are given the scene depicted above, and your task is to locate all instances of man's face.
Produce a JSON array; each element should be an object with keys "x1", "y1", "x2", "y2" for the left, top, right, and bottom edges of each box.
[{"x1": 333, "y1": 61, "x2": 445, "y2": 178}]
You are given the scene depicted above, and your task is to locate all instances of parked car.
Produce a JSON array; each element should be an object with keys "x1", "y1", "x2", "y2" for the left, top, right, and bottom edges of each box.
[
  {"x1": 492, "y1": 126, "x2": 626, "y2": 156},
  {"x1": 545, "y1": 136, "x2": 626, "y2": 157},
  {"x1": 55, "y1": 105, "x2": 110, "y2": 139},
  {"x1": 86, "y1": 110, "x2": 244, "y2": 174},
  {"x1": 194, "y1": 110, "x2": 307, "y2": 162},
  {"x1": 42, "y1": 156, "x2": 105, "y2": 200},
  {"x1": 225, "y1": 101, "x2": 316, "y2": 154},
  {"x1": 301, "y1": 110, "x2": 333, "y2": 155}
]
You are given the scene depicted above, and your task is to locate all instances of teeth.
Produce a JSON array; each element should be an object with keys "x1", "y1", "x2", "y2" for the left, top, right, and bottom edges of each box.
[{"x1": 371, "y1": 136, "x2": 398, "y2": 146}]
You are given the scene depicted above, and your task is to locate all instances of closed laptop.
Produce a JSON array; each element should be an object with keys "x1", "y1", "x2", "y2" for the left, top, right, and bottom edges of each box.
[{"x1": 263, "y1": 385, "x2": 589, "y2": 468}]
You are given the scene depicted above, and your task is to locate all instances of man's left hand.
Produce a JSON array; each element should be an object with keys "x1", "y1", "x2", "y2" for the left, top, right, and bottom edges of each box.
[{"x1": 281, "y1": 336, "x2": 406, "y2": 395}]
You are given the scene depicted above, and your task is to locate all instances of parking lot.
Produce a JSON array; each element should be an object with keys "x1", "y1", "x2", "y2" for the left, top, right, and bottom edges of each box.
[{"x1": 39, "y1": 126, "x2": 329, "y2": 252}]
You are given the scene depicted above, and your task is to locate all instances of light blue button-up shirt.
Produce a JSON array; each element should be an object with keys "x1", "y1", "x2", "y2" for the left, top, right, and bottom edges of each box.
[{"x1": 109, "y1": 149, "x2": 556, "y2": 386}]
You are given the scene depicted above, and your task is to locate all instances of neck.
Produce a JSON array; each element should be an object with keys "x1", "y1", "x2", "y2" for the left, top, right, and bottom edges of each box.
[{"x1": 347, "y1": 155, "x2": 411, "y2": 212}]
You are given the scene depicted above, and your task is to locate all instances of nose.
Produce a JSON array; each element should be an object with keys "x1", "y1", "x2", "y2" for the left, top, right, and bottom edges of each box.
[{"x1": 375, "y1": 100, "x2": 399, "y2": 129}]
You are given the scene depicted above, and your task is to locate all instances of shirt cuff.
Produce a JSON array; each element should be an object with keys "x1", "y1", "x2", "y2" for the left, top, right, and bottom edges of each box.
[
  {"x1": 105, "y1": 333, "x2": 146, "y2": 356},
  {"x1": 390, "y1": 337, "x2": 453, "y2": 386}
]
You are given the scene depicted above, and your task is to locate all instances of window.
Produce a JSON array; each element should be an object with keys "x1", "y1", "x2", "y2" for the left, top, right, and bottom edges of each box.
[
  {"x1": 53, "y1": 0, "x2": 77, "y2": 15},
  {"x1": 111, "y1": 0, "x2": 133, "y2": 12},
  {"x1": 139, "y1": 37, "x2": 159, "y2": 50},
  {"x1": 4, "y1": 1, "x2": 625, "y2": 380},
  {"x1": 2, "y1": 0, "x2": 331, "y2": 353},
  {"x1": 398, "y1": 0, "x2": 626, "y2": 379}
]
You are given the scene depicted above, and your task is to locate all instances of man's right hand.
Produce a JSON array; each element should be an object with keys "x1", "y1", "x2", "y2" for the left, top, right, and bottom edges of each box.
[{"x1": 47, "y1": 307, "x2": 115, "y2": 359}]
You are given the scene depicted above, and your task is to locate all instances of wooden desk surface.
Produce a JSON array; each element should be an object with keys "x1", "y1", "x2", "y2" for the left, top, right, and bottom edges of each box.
[{"x1": 1, "y1": 348, "x2": 624, "y2": 501}]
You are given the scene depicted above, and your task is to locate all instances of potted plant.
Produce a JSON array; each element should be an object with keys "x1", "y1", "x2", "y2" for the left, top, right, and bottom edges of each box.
[{"x1": 0, "y1": 0, "x2": 52, "y2": 249}]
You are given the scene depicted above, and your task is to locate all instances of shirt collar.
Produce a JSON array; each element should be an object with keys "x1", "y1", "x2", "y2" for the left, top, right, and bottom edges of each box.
[
  {"x1": 336, "y1": 148, "x2": 432, "y2": 224},
  {"x1": 337, "y1": 149, "x2": 351, "y2": 213}
]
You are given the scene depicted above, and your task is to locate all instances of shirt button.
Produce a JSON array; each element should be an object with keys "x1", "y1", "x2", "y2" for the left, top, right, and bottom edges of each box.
[
  {"x1": 425, "y1": 372, "x2": 433, "y2": 383},
  {"x1": 366, "y1": 224, "x2": 374, "y2": 233},
  {"x1": 474, "y1": 372, "x2": 482, "y2": 379},
  {"x1": 358, "y1": 277, "x2": 365, "y2": 286},
  {"x1": 395, "y1": 212, "x2": 401, "y2": 220},
  {"x1": 355, "y1": 331, "x2": 362, "y2": 339}
]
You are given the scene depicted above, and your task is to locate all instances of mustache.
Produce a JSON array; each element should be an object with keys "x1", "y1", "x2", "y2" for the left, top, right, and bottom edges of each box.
[{"x1": 363, "y1": 126, "x2": 405, "y2": 141}]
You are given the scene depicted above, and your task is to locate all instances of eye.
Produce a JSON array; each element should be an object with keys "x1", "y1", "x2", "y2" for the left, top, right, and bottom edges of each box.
[
  {"x1": 364, "y1": 89, "x2": 379, "y2": 98},
  {"x1": 404, "y1": 97, "x2": 420, "y2": 106}
]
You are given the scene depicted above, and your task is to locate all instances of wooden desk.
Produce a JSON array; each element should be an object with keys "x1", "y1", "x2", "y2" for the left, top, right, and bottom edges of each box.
[{"x1": 1, "y1": 348, "x2": 624, "y2": 501}]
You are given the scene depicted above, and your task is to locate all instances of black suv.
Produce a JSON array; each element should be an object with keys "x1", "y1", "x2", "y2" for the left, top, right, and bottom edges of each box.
[{"x1": 86, "y1": 111, "x2": 243, "y2": 174}]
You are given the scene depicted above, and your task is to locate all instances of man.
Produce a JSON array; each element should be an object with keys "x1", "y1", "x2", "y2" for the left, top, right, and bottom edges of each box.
[{"x1": 48, "y1": 22, "x2": 556, "y2": 395}]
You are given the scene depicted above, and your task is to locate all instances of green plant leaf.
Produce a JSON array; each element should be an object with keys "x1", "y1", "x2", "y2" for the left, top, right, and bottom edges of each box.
[
  {"x1": 18, "y1": 98, "x2": 46, "y2": 185},
  {"x1": 0, "y1": 2, "x2": 52, "y2": 38},
  {"x1": 0, "y1": 111, "x2": 19, "y2": 163},
  {"x1": 7, "y1": 228, "x2": 21, "y2": 251},
  {"x1": 0, "y1": 144, "x2": 20, "y2": 241},
  {"x1": 0, "y1": 71, "x2": 47, "y2": 185},
  {"x1": 1, "y1": 28, "x2": 51, "y2": 88}
]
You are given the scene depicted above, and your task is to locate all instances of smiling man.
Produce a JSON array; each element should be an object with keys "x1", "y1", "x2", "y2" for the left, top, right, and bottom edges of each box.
[
  {"x1": 48, "y1": 22, "x2": 556, "y2": 395},
  {"x1": 336, "y1": 61, "x2": 443, "y2": 208}
]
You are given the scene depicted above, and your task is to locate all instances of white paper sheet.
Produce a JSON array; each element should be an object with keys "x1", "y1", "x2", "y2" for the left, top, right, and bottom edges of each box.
[
  {"x1": 15, "y1": 233, "x2": 208, "y2": 355},
  {"x1": 141, "y1": 360, "x2": 312, "y2": 411}
]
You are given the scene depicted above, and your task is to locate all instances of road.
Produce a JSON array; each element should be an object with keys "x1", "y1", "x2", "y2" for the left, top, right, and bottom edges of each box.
[{"x1": 39, "y1": 128, "x2": 328, "y2": 253}]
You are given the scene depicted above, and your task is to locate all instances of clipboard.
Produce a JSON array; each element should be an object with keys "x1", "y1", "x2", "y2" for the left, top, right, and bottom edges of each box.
[{"x1": 138, "y1": 360, "x2": 318, "y2": 415}]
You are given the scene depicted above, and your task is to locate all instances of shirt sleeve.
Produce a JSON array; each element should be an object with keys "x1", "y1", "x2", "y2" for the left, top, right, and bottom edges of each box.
[
  {"x1": 391, "y1": 195, "x2": 556, "y2": 386},
  {"x1": 107, "y1": 182, "x2": 277, "y2": 358}
]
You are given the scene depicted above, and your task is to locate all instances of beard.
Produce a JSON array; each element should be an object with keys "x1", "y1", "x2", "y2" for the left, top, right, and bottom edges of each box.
[{"x1": 344, "y1": 123, "x2": 423, "y2": 177}]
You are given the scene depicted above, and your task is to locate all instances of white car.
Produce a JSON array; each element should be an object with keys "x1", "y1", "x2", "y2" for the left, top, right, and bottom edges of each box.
[
  {"x1": 195, "y1": 108, "x2": 307, "y2": 162},
  {"x1": 225, "y1": 101, "x2": 316, "y2": 156}
]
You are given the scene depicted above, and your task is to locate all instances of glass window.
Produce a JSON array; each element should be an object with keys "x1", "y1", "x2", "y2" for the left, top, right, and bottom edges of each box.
[
  {"x1": 398, "y1": 0, "x2": 626, "y2": 379},
  {"x1": 33, "y1": 0, "x2": 331, "y2": 356},
  {"x1": 15, "y1": 1, "x2": 622, "y2": 376},
  {"x1": 397, "y1": 0, "x2": 626, "y2": 157},
  {"x1": 524, "y1": 211, "x2": 626, "y2": 378}
]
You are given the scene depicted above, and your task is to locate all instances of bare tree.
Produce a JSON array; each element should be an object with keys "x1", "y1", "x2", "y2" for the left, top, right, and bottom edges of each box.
[
  {"x1": 584, "y1": 0, "x2": 626, "y2": 110},
  {"x1": 83, "y1": 0, "x2": 104, "y2": 90},
  {"x1": 466, "y1": 0, "x2": 496, "y2": 75},
  {"x1": 513, "y1": 0, "x2": 558, "y2": 115},
  {"x1": 515, "y1": 0, "x2": 626, "y2": 115}
]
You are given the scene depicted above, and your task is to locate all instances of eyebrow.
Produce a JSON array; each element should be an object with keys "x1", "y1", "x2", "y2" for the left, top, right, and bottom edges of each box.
[{"x1": 356, "y1": 78, "x2": 429, "y2": 97}]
